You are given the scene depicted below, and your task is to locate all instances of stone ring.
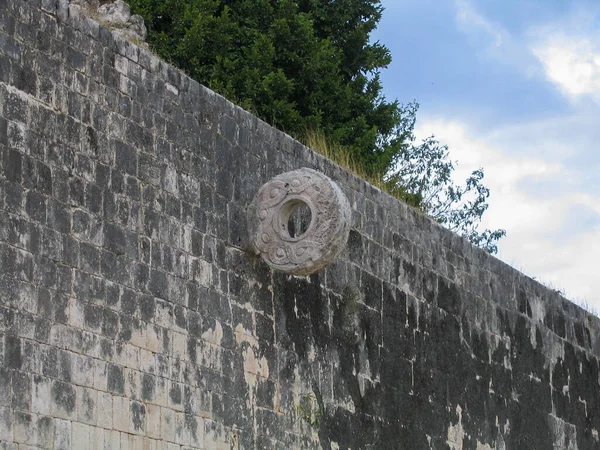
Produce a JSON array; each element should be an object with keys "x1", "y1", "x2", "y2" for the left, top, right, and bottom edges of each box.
[{"x1": 247, "y1": 168, "x2": 351, "y2": 275}]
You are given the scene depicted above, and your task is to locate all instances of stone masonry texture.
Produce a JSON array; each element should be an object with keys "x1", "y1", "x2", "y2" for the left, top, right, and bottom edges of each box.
[{"x1": 0, "y1": 1, "x2": 600, "y2": 449}]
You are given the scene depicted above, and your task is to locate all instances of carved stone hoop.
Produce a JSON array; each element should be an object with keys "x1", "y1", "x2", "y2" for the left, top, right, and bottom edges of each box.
[{"x1": 247, "y1": 168, "x2": 351, "y2": 276}]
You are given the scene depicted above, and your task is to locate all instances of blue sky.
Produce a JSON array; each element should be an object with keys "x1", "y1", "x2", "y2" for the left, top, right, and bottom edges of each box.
[{"x1": 372, "y1": 0, "x2": 600, "y2": 310}]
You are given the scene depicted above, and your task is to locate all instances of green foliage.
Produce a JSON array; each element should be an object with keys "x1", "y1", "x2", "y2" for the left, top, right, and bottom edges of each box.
[
  {"x1": 128, "y1": 0, "x2": 394, "y2": 167},
  {"x1": 381, "y1": 104, "x2": 506, "y2": 254},
  {"x1": 297, "y1": 393, "x2": 322, "y2": 430},
  {"x1": 128, "y1": 0, "x2": 505, "y2": 254}
]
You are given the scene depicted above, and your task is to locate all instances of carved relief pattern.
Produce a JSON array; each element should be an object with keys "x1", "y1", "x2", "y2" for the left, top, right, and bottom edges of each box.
[{"x1": 248, "y1": 168, "x2": 351, "y2": 275}]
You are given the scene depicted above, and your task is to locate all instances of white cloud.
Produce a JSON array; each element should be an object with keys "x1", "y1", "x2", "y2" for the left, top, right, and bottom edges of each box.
[
  {"x1": 455, "y1": 1, "x2": 600, "y2": 97},
  {"x1": 414, "y1": 118, "x2": 600, "y2": 310},
  {"x1": 529, "y1": 10, "x2": 600, "y2": 100},
  {"x1": 454, "y1": 0, "x2": 505, "y2": 48},
  {"x1": 532, "y1": 36, "x2": 600, "y2": 97}
]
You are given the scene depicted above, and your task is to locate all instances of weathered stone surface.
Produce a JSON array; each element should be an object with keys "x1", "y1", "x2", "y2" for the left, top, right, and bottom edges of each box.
[
  {"x1": 97, "y1": 0, "x2": 146, "y2": 40},
  {"x1": 248, "y1": 168, "x2": 351, "y2": 276},
  {"x1": 1, "y1": 0, "x2": 599, "y2": 449},
  {"x1": 71, "y1": 0, "x2": 147, "y2": 41}
]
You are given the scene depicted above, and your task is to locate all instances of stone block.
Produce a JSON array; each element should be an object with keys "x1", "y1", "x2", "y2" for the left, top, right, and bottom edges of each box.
[
  {"x1": 107, "y1": 363, "x2": 124, "y2": 394},
  {"x1": 104, "y1": 429, "x2": 121, "y2": 450},
  {"x1": 50, "y1": 380, "x2": 76, "y2": 420},
  {"x1": 0, "y1": 406, "x2": 13, "y2": 441},
  {"x1": 36, "y1": 415, "x2": 55, "y2": 447},
  {"x1": 89, "y1": 425, "x2": 105, "y2": 450},
  {"x1": 97, "y1": 391, "x2": 112, "y2": 429},
  {"x1": 160, "y1": 407, "x2": 175, "y2": 442},
  {"x1": 112, "y1": 395, "x2": 129, "y2": 432},
  {"x1": 53, "y1": 418, "x2": 71, "y2": 450},
  {"x1": 76, "y1": 386, "x2": 97, "y2": 425},
  {"x1": 71, "y1": 421, "x2": 90, "y2": 449},
  {"x1": 10, "y1": 371, "x2": 30, "y2": 410}
]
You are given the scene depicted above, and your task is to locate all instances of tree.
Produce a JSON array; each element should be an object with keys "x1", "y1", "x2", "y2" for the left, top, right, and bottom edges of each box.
[
  {"x1": 127, "y1": 0, "x2": 396, "y2": 169},
  {"x1": 128, "y1": 0, "x2": 505, "y2": 253},
  {"x1": 382, "y1": 103, "x2": 506, "y2": 254}
]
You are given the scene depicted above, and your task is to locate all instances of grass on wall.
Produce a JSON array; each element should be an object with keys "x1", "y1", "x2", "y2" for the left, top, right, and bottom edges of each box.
[{"x1": 302, "y1": 128, "x2": 407, "y2": 203}]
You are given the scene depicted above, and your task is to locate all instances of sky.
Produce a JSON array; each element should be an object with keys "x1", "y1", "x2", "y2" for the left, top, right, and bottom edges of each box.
[{"x1": 372, "y1": 0, "x2": 600, "y2": 311}]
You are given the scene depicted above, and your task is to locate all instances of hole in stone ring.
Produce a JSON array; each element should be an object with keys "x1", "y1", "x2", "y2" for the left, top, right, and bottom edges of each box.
[{"x1": 280, "y1": 199, "x2": 313, "y2": 239}]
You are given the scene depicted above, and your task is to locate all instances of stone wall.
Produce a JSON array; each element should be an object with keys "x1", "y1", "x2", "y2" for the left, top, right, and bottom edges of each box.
[{"x1": 1, "y1": 1, "x2": 599, "y2": 448}]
